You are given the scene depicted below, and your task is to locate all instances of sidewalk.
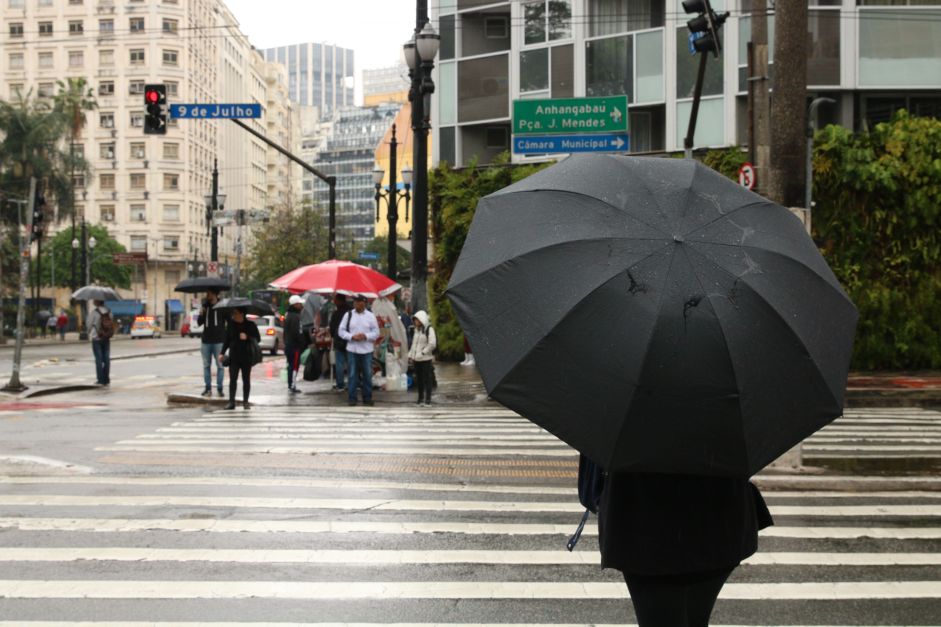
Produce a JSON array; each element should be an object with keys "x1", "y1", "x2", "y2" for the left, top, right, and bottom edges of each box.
[
  {"x1": 0, "y1": 332, "x2": 136, "y2": 348},
  {"x1": 846, "y1": 371, "x2": 941, "y2": 406}
]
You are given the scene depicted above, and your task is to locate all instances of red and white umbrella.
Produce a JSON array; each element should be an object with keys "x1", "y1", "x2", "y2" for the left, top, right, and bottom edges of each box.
[{"x1": 269, "y1": 260, "x2": 402, "y2": 298}]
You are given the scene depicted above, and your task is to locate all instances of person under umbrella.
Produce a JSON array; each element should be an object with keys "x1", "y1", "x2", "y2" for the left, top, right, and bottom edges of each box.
[
  {"x1": 338, "y1": 294, "x2": 379, "y2": 406},
  {"x1": 197, "y1": 288, "x2": 226, "y2": 397},
  {"x1": 86, "y1": 299, "x2": 114, "y2": 386},
  {"x1": 220, "y1": 307, "x2": 260, "y2": 410},
  {"x1": 284, "y1": 294, "x2": 306, "y2": 394}
]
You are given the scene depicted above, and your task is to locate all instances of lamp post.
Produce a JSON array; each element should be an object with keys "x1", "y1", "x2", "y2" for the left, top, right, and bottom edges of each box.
[
  {"x1": 404, "y1": 9, "x2": 440, "y2": 313},
  {"x1": 204, "y1": 160, "x2": 226, "y2": 263},
  {"x1": 805, "y1": 97, "x2": 835, "y2": 218},
  {"x1": 373, "y1": 124, "x2": 412, "y2": 281},
  {"x1": 72, "y1": 220, "x2": 89, "y2": 339},
  {"x1": 87, "y1": 235, "x2": 96, "y2": 284}
]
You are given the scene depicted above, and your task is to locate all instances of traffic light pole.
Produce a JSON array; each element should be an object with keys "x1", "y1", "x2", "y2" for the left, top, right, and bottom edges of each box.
[
  {"x1": 3, "y1": 177, "x2": 36, "y2": 393},
  {"x1": 229, "y1": 119, "x2": 337, "y2": 259},
  {"x1": 683, "y1": 51, "x2": 709, "y2": 159},
  {"x1": 210, "y1": 160, "x2": 219, "y2": 262}
]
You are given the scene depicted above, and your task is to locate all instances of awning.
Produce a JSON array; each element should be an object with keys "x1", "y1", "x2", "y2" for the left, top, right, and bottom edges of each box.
[
  {"x1": 166, "y1": 299, "x2": 184, "y2": 314},
  {"x1": 105, "y1": 300, "x2": 144, "y2": 317}
]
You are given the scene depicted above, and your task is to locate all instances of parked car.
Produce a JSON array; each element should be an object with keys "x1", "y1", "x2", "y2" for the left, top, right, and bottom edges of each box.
[
  {"x1": 249, "y1": 314, "x2": 283, "y2": 355},
  {"x1": 185, "y1": 310, "x2": 204, "y2": 338},
  {"x1": 130, "y1": 316, "x2": 162, "y2": 339}
]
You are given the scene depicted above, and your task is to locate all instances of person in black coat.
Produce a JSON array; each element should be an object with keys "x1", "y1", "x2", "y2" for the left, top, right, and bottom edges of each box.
[
  {"x1": 598, "y1": 472, "x2": 773, "y2": 626},
  {"x1": 283, "y1": 295, "x2": 306, "y2": 393},
  {"x1": 220, "y1": 307, "x2": 260, "y2": 410}
]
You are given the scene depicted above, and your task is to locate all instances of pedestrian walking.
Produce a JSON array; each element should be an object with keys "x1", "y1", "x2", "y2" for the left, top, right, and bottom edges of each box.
[
  {"x1": 45, "y1": 314, "x2": 56, "y2": 338},
  {"x1": 56, "y1": 311, "x2": 68, "y2": 341},
  {"x1": 284, "y1": 294, "x2": 306, "y2": 393},
  {"x1": 220, "y1": 307, "x2": 260, "y2": 410},
  {"x1": 86, "y1": 300, "x2": 114, "y2": 386},
  {"x1": 598, "y1": 473, "x2": 773, "y2": 626},
  {"x1": 407, "y1": 310, "x2": 436, "y2": 407},
  {"x1": 197, "y1": 289, "x2": 226, "y2": 397},
  {"x1": 338, "y1": 294, "x2": 379, "y2": 406},
  {"x1": 37, "y1": 310, "x2": 51, "y2": 338},
  {"x1": 328, "y1": 293, "x2": 351, "y2": 392}
]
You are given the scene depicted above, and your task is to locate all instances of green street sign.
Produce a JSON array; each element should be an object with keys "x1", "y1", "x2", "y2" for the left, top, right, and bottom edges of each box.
[{"x1": 513, "y1": 96, "x2": 628, "y2": 136}]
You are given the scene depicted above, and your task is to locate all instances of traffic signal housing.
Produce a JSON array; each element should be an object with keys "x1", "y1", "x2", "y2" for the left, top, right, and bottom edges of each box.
[
  {"x1": 144, "y1": 84, "x2": 167, "y2": 135},
  {"x1": 30, "y1": 190, "x2": 45, "y2": 242},
  {"x1": 683, "y1": 0, "x2": 729, "y2": 58}
]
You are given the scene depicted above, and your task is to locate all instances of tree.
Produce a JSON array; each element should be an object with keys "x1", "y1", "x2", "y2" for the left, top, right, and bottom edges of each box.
[
  {"x1": 339, "y1": 236, "x2": 411, "y2": 279},
  {"x1": 242, "y1": 200, "x2": 330, "y2": 292},
  {"x1": 36, "y1": 225, "x2": 132, "y2": 289}
]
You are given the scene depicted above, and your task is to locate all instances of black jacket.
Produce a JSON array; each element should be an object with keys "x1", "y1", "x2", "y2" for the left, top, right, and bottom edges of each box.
[
  {"x1": 197, "y1": 301, "x2": 226, "y2": 344},
  {"x1": 329, "y1": 302, "x2": 351, "y2": 350},
  {"x1": 598, "y1": 473, "x2": 773, "y2": 576},
  {"x1": 221, "y1": 319, "x2": 260, "y2": 365},
  {"x1": 284, "y1": 308, "x2": 305, "y2": 349}
]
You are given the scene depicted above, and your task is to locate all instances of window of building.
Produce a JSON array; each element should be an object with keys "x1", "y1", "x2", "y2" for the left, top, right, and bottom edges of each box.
[
  {"x1": 551, "y1": 44, "x2": 575, "y2": 98},
  {"x1": 166, "y1": 81, "x2": 178, "y2": 97},
  {"x1": 68, "y1": 50, "x2": 83, "y2": 67},
  {"x1": 458, "y1": 54, "x2": 509, "y2": 123},
  {"x1": 71, "y1": 143, "x2": 84, "y2": 158},
  {"x1": 130, "y1": 49, "x2": 145, "y2": 64},
  {"x1": 9, "y1": 23, "x2": 23, "y2": 38},
  {"x1": 37, "y1": 0, "x2": 52, "y2": 6},
  {"x1": 99, "y1": 143, "x2": 115, "y2": 160},
  {"x1": 520, "y1": 48, "x2": 549, "y2": 93},
  {"x1": 162, "y1": 19, "x2": 178, "y2": 34},
  {"x1": 858, "y1": 8, "x2": 941, "y2": 87},
  {"x1": 38, "y1": 22, "x2": 53, "y2": 37},
  {"x1": 130, "y1": 174, "x2": 146, "y2": 190},
  {"x1": 130, "y1": 142, "x2": 145, "y2": 159},
  {"x1": 68, "y1": 20, "x2": 83, "y2": 35},
  {"x1": 807, "y1": 9, "x2": 840, "y2": 86},
  {"x1": 163, "y1": 142, "x2": 179, "y2": 159},
  {"x1": 163, "y1": 173, "x2": 179, "y2": 190},
  {"x1": 130, "y1": 112, "x2": 143, "y2": 127},
  {"x1": 676, "y1": 27, "x2": 722, "y2": 99},
  {"x1": 100, "y1": 112, "x2": 114, "y2": 128},
  {"x1": 129, "y1": 17, "x2": 145, "y2": 32},
  {"x1": 69, "y1": 0, "x2": 83, "y2": 5},
  {"x1": 462, "y1": 7, "x2": 511, "y2": 57},
  {"x1": 524, "y1": 0, "x2": 572, "y2": 44},
  {"x1": 162, "y1": 49, "x2": 178, "y2": 66},
  {"x1": 587, "y1": 0, "x2": 664, "y2": 37},
  {"x1": 9, "y1": 53, "x2": 24, "y2": 70},
  {"x1": 8, "y1": 0, "x2": 25, "y2": 8},
  {"x1": 162, "y1": 204, "x2": 180, "y2": 221},
  {"x1": 130, "y1": 236, "x2": 147, "y2": 252},
  {"x1": 99, "y1": 49, "x2": 114, "y2": 65},
  {"x1": 439, "y1": 15, "x2": 455, "y2": 60},
  {"x1": 98, "y1": 81, "x2": 114, "y2": 96},
  {"x1": 9, "y1": 83, "x2": 24, "y2": 97},
  {"x1": 165, "y1": 269, "x2": 180, "y2": 284},
  {"x1": 38, "y1": 51, "x2": 54, "y2": 68},
  {"x1": 163, "y1": 236, "x2": 179, "y2": 251},
  {"x1": 37, "y1": 82, "x2": 55, "y2": 97},
  {"x1": 438, "y1": 62, "x2": 457, "y2": 125},
  {"x1": 99, "y1": 172, "x2": 115, "y2": 188},
  {"x1": 72, "y1": 174, "x2": 85, "y2": 188},
  {"x1": 130, "y1": 204, "x2": 146, "y2": 221},
  {"x1": 634, "y1": 30, "x2": 663, "y2": 103},
  {"x1": 586, "y1": 35, "x2": 633, "y2": 99},
  {"x1": 129, "y1": 80, "x2": 144, "y2": 95},
  {"x1": 99, "y1": 19, "x2": 114, "y2": 35},
  {"x1": 100, "y1": 205, "x2": 115, "y2": 222}
]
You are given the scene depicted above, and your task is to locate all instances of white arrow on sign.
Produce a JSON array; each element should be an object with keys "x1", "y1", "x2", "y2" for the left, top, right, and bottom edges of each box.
[
  {"x1": 212, "y1": 215, "x2": 235, "y2": 227},
  {"x1": 612, "y1": 136, "x2": 626, "y2": 150},
  {"x1": 610, "y1": 107, "x2": 623, "y2": 124}
]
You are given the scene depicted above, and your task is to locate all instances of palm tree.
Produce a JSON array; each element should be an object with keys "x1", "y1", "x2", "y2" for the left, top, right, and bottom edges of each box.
[{"x1": 52, "y1": 77, "x2": 97, "y2": 291}]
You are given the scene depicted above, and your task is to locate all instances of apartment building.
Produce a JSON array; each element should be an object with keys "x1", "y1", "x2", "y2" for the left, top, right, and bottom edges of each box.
[
  {"x1": 1, "y1": 0, "x2": 292, "y2": 324},
  {"x1": 431, "y1": 0, "x2": 941, "y2": 166}
]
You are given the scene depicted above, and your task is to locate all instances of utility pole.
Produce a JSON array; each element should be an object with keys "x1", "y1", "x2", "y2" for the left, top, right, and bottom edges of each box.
[
  {"x1": 749, "y1": 0, "x2": 771, "y2": 196},
  {"x1": 210, "y1": 159, "x2": 219, "y2": 262},
  {"x1": 768, "y1": 0, "x2": 808, "y2": 207},
  {"x1": 3, "y1": 177, "x2": 36, "y2": 392}
]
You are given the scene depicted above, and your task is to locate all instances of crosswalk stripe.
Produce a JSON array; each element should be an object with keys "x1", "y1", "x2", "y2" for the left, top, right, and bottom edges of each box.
[
  {"x1": 1, "y1": 517, "x2": 939, "y2": 538},
  {"x1": 0, "y1": 547, "x2": 937, "y2": 566},
  {"x1": 0, "y1": 580, "x2": 937, "y2": 600},
  {"x1": 2, "y1": 624, "x2": 935, "y2": 627},
  {"x1": 94, "y1": 444, "x2": 578, "y2": 456},
  {"x1": 1, "y1": 494, "x2": 939, "y2": 516}
]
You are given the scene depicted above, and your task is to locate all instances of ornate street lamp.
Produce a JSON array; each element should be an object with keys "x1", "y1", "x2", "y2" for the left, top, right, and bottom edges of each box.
[{"x1": 373, "y1": 124, "x2": 412, "y2": 280}]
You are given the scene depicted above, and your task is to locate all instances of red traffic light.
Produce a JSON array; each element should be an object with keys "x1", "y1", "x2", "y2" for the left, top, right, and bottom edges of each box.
[{"x1": 145, "y1": 89, "x2": 160, "y2": 104}]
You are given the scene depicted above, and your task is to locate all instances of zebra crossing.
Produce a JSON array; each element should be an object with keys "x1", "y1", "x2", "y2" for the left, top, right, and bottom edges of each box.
[{"x1": 0, "y1": 405, "x2": 938, "y2": 625}]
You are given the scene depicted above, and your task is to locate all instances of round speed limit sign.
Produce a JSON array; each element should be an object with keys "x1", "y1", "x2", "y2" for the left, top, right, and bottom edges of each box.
[{"x1": 738, "y1": 162, "x2": 756, "y2": 190}]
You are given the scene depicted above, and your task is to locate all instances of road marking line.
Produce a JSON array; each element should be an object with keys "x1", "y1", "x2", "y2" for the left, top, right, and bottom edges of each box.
[
  {"x1": 135, "y1": 434, "x2": 563, "y2": 442},
  {"x1": 0, "y1": 580, "x2": 937, "y2": 600},
  {"x1": 1, "y1": 624, "x2": 935, "y2": 627},
  {"x1": 93, "y1": 444, "x2": 578, "y2": 456},
  {"x1": 0, "y1": 548, "x2": 937, "y2": 566}
]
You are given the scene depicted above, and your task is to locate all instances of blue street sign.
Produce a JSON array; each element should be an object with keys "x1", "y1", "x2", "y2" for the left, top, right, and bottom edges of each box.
[
  {"x1": 688, "y1": 32, "x2": 705, "y2": 54},
  {"x1": 513, "y1": 133, "x2": 629, "y2": 155},
  {"x1": 358, "y1": 251, "x2": 380, "y2": 261},
  {"x1": 170, "y1": 103, "x2": 262, "y2": 119}
]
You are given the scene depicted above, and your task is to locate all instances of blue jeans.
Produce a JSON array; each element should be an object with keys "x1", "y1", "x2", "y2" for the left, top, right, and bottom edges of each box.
[
  {"x1": 92, "y1": 339, "x2": 110, "y2": 384},
  {"x1": 201, "y1": 342, "x2": 224, "y2": 391},
  {"x1": 334, "y1": 347, "x2": 348, "y2": 389},
  {"x1": 347, "y1": 351, "x2": 372, "y2": 402}
]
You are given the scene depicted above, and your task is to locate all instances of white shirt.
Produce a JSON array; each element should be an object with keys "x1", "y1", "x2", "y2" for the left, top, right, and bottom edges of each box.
[{"x1": 338, "y1": 308, "x2": 380, "y2": 354}]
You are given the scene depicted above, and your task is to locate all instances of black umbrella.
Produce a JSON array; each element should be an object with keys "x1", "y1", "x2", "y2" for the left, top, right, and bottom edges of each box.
[
  {"x1": 447, "y1": 155, "x2": 858, "y2": 477},
  {"x1": 213, "y1": 297, "x2": 274, "y2": 317},
  {"x1": 174, "y1": 276, "x2": 232, "y2": 294},
  {"x1": 72, "y1": 285, "x2": 120, "y2": 301}
]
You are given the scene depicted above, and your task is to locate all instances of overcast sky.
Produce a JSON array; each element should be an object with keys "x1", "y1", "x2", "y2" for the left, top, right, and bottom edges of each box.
[{"x1": 224, "y1": 0, "x2": 417, "y2": 104}]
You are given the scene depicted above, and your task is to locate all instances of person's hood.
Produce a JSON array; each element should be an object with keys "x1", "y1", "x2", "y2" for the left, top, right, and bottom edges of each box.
[{"x1": 413, "y1": 310, "x2": 430, "y2": 328}]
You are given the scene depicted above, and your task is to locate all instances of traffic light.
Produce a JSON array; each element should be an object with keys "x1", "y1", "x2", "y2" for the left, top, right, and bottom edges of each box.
[
  {"x1": 683, "y1": 0, "x2": 729, "y2": 58},
  {"x1": 143, "y1": 84, "x2": 167, "y2": 135},
  {"x1": 30, "y1": 190, "x2": 45, "y2": 242}
]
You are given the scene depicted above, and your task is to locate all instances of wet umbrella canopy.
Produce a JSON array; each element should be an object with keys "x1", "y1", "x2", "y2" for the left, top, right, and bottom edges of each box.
[
  {"x1": 71, "y1": 285, "x2": 120, "y2": 302},
  {"x1": 213, "y1": 297, "x2": 274, "y2": 317},
  {"x1": 174, "y1": 277, "x2": 232, "y2": 294},
  {"x1": 447, "y1": 155, "x2": 858, "y2": 476}
]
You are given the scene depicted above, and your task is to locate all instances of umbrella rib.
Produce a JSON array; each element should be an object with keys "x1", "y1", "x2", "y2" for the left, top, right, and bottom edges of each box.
[
  {"x1": 681, "y1": 200, "x2": 773, "y2": 239},
  {"x1": 683, "y1": 244, "x2": 844, "y2": 412}
]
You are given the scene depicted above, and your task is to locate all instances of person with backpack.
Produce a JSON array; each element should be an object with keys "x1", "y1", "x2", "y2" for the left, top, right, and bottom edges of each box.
[
  {"x1": 338, "y1": 294, "x2": 379, "y2": 406},
  {"x1": 87, "y1": 300, "x2": 114, "y2": 386},
  {"x1": 407, "y1": 310, "x2": 436, "y2": 407}
]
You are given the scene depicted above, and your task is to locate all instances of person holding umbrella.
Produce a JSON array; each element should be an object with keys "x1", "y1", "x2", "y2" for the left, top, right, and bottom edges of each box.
[
  {"x1": 197, "y1": 288, "x2": 226, "y2": 397},
  {"x1": 338, "y1": 294, "x2": 379, "y2": 406},
  {"x1": 284, "y1": 294, "x2": 306, "y2": 394},
  {"x1": 220, "y1": 306, "x2": 260, "y2": 410},
  {"x1": 86, "y1": 299, "x2": 114, "y2": 386}
]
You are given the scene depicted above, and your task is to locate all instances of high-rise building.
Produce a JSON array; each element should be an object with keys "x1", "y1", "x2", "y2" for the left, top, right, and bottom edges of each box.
[
  {"x1": 262, "y1": 42, "x2": 354, "y2": 115},
  {"x1": 363, "y1": 63, "x2": 409, "y2": 107},
  {"x1": 1, "y1": 0, "x2": 292, "y2": 324}
]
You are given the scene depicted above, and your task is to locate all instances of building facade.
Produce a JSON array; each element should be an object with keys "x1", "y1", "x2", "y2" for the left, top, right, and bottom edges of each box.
[
  {"x1": 262, "y1": 42, "x2": 354, "y2": 116},
  {"x1": 1, "y1": 0, "x2": 292, "y2": 323},
  {"x1": 363, "y1": 63, "x2": 410, "y2": 107},
  {"x1": 431, "y1": 0, "x2": 941, "y2": 166}
]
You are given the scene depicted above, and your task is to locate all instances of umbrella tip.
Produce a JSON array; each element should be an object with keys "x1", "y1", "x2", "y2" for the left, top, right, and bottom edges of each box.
[{"x1": 673, "y1": 234, "x2": 685, "y2": 243}]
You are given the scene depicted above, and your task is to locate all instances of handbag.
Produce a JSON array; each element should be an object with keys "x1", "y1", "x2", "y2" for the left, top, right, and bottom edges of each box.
[{"x1": 249, "y1": 339, "x2": 263, "y2": 366}]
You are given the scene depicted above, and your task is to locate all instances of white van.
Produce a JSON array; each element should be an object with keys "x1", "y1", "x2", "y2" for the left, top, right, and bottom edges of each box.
[{"x1": 185, "y1": 310, "x2": 204, "y2": 337}]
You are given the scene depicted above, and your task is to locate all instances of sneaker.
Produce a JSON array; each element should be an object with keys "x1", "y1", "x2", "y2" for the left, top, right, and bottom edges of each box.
[
  {"x1": 217, "y1": 389, "x2": 225, "y2": 397},
  {"x1": 201, "y1": 389, "x2": 212, "y2": 397},
  {"x1": 347, "y1": 399, "x2": 357, "y2": 406},
  {"x1": 424, "y1": 401, "x2": 432, "y2": 407},
  {"x1": 243, "y1": 401, "x2": 250, "y2": 409},
  {"x1": 289, "y1": 387, "x2": 300, "y2": 394},
  {"x1": 363, "y1": 399, "x2": 375, "y2": 407},
  {"x1": 416, "y1": 401, "x2": 424, "y2": 407},
  {"x1": 224, "y1": 401, "x2": 236, "y2": 410}
]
